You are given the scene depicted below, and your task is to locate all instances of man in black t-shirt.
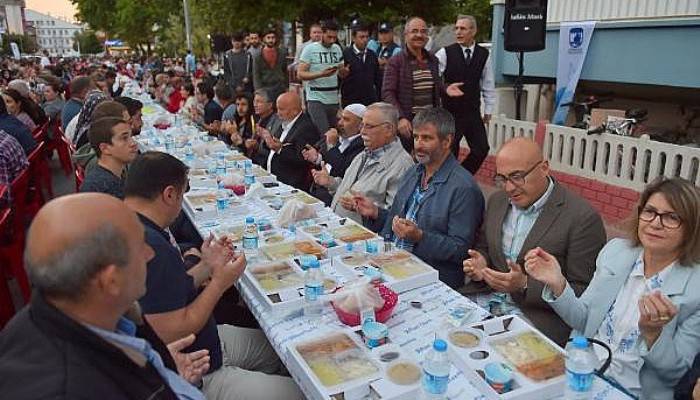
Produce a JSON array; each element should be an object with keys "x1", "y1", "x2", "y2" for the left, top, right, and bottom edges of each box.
[
  {"x1": 80, "y1": 117, "x2": 137, "y2": 199},
  {"x1": 124, "y1": 152, "x2": 303, "y2": 400}
]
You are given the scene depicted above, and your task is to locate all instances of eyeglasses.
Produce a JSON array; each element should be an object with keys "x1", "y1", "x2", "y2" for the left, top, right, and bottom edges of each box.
[
  {"x1": 493, "y1": 161, "x2": 542, "y2": 188},
  {"x1": 360, "y1": 122, "x2": 390, "y2": 131},
  {"x1": 407, "y1": 29, "x2": 429, "y2": 35},
  {"x1": 638, "y1": 207, "x2": 682, "y2": 229}
]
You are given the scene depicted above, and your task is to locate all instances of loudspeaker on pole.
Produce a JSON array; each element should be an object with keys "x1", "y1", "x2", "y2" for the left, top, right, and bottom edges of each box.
[{"x1": 504, "y1": 0, "x2": 548, "y2": 52}]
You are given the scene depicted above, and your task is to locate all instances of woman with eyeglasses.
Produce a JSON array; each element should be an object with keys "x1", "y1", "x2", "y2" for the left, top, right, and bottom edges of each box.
[{"x1": 524, "y1": 177, "x2": 700, "y2": 399}]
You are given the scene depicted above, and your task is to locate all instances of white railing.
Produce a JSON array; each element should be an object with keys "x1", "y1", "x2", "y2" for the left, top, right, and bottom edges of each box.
[
  {"x1": 547, "y1": 0, "x2": 700, "y2": 23},
  {"x1": 487, "y1": 115, "x2": 700, "y2": 191},
  {"x1": 487, "y1": 116, "x2": 538, "y2": 149}
]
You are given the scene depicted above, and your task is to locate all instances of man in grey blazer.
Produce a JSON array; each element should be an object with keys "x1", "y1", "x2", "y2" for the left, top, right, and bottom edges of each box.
[{"x1": 462, "y1": 137, "x2": 606, "y2": 345}]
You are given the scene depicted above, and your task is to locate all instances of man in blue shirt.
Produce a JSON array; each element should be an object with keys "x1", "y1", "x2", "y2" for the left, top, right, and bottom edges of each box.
[
  {"x1": 0, "y1": 193, "x2": 207, "y2": 399},
  {"x1": 353, "y1": 107, "x2": 484, "y2": 288},
  {"x1": 124, "y1": 151, "x2": 303, "y2": 400}
]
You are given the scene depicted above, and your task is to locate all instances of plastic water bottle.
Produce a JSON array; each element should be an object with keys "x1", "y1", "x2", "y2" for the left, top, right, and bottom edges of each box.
[
  {"x1": 565, "y1": 336, "x2": 597, "y2": 399},
  {"x1": 242, "y1": 217, "x2": 259, "y2": 251},
  {"x1": 422, "y1": 339, "x2": 450, "y2": 399},
  {"x1": 303, "y1": 259, "x2": 323, "y2": 318},
  {"x1": 244, "y1": 164, "x2": 255, "y2": 187},
  {"x1": 164, "y1": 134, "x2": 175, "y2": 151}
]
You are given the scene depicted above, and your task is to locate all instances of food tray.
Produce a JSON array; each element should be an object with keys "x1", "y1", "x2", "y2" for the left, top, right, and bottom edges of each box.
[
  {"x1": 287, "y1": 330, "x2": 383, "y2": 400},
  {"x1": 260, "y1": 240, "x2": 326, "y2": 261},
  {"x1": 335, "y1": 250, "x2": 439, "y2": 294},
  {"x1": 448, "y1": 315, "x2": 566, "y2": 400}
]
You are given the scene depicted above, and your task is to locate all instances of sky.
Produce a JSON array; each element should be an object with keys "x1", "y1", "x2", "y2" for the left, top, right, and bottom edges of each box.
[{"x1": 25, "y1": 0, "x2": 78, "y2": 22}]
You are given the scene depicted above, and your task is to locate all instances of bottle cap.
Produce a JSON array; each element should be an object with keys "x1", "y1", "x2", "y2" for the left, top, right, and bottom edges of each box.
[
  {"x1": 245, "y1": 216, "x2": 254, "y2": 223},
  {"x1": 572, "y1": 336, "x2": 588, "y2": 348},
  {"x1": 433, "y1": 338, "x2": 447, "y2": 352}
]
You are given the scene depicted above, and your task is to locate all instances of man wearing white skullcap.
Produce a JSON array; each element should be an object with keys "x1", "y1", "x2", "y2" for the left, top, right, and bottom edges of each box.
[{"x1": 303, "y1": 103, "x2": 366, "y2": 205}]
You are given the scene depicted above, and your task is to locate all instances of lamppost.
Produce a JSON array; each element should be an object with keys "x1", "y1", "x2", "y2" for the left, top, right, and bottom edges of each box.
[{"x1": 183, "y1": 0, "x2": 193, "y2": 53}]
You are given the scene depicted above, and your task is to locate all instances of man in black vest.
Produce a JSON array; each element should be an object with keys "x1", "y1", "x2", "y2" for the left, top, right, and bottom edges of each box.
[
  {"x1": 436, "y1": 15, "x2": 496, "y2": 174},
  {"x1": 340, "y1": 22, "x2": 381, "y2": 107}
]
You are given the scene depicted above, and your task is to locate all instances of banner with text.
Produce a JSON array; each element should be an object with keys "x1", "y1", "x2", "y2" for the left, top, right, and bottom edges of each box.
[{"x1": 553, "y1": 21, "x2": 596, "y2": 125}]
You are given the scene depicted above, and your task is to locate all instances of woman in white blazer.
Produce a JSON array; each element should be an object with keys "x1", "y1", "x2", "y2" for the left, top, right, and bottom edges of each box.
[{"x1": 524, "y1": 177, "x2": 700, "y2": 399}]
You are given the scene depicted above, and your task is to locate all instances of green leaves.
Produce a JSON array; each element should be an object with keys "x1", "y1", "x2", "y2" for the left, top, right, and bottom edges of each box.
[{"x1": 71, "y1": 0, "x2": 493, "y2": 54}]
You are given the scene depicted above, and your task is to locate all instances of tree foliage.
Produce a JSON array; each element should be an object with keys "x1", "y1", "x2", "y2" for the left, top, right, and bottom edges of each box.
[
  {"x1": 72, "y1": 0, "x2": 493, "y2": 54},
  {"x1": 2, "y1": 34, "x2": 37, "y2": 55},
  {"x1": 73, "y1": 30, "x2": 103, "y2": 54}
]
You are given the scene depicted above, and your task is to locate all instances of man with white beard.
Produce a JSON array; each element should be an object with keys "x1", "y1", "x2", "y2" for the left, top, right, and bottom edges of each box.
[{"x1": 352, "y1": 107, "x2": 484, "y2": 289}]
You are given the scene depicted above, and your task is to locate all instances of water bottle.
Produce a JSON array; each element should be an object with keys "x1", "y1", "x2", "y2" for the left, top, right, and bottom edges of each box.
[
  {"x1": 242, "y1": 217, "x2": 259, "y2": 251},
  {"x1": 422, "y1": 339, "x2": 450, "y2": 399},
  {"x1": 565, "y1": 336, "x2": 597, "y2": 399},
  {"x1": 216, "y1": 159, "x2": 227, "y2": 177},
  {"x1": 164, "y1": 134, "x2": 175, "y2": 151},
  {"x1": 303, "y1": 259, "x2": 323, "y2": 318},
  {"x1": 244, "y1": 164, "x2": 255, "y2": 187}
]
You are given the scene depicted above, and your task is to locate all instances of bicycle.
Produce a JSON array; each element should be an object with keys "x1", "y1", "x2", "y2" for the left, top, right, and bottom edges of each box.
[{"x1": 562, "y1": 95, "x2": 612, "y2": 130}]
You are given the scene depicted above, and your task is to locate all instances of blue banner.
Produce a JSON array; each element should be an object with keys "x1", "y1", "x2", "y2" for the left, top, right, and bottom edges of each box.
[{"x1": 553, "y1": 21, "x2": 596, "y2": 125}]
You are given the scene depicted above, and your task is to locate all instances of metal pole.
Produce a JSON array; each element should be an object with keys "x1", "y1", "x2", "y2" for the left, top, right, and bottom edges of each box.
[
  {"x1": 515, "y1": 51, "x2": 524, "y2": 120},
  {"x1": 182, "y1": 0, "x2": 193, "y2": 52}
]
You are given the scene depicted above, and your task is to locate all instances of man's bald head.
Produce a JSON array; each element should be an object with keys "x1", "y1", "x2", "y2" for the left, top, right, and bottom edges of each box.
[
  {"x1": 25, "y1": 193, "x2": 141, "y2": 300},
  {"x1": 494, "y1": 137, "x2": 550, "y2": 208},
  {"x1": 497, "y1": 137, "x2": 544, "y2": 164},
  {"x1": 276, "y1": 92, "x2": 302, "y2": 121}
]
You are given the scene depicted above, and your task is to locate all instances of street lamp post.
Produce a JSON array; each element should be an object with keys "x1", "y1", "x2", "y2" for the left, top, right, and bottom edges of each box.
[{"x1": 182, "y1": 0, "x2": 193, "y2": 53}]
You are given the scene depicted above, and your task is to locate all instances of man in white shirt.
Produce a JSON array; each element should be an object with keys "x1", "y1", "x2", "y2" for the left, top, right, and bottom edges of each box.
[{"x1": 435, "y1": 15, "x2": 496, "y2": 174}]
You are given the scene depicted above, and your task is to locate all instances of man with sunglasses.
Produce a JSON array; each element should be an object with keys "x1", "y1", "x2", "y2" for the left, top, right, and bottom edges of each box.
[{"x1": 461, "y1": 137, "x2": 606, "y2": 345}]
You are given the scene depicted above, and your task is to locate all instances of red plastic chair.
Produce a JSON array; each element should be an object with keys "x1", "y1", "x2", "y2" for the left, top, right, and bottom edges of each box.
[
  {"x1": 48, "y1": 120, "x2": 73, "y2": 176},
  {"x1": 28, "y1": 141, "x2": 53, "y2": 201},
  {"x1": 0, "y1": 189, "x2": 16, "y2": 327},
  {"x1": 0, "y1": 169, "x2": 32, "y2": 302},
  {"x1": 31, "y1": 120, "x2": 50, "y2": 143},
  {"x1": 75, "y1": 164, "x2": 85, "y2": 192}
]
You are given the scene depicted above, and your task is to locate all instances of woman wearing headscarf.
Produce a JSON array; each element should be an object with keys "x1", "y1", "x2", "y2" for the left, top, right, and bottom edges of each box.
[{"x1": 72, "y1": 90, "x2": 107, "y2": 148}]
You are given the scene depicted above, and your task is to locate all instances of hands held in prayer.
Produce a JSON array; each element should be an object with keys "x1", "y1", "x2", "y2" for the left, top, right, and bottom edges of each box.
[
  {"x1": 398, "y1": 118, "x2": 412, "y2": 139},
  {"x1": 210, "y1": 250, "x2": 247, "y2": 291},
  {"x1": 391, "y1": 216, "x2": 423, "y2": 243},
  {"x1": 638, "y1": 290, "x2": 678, "y2": 348},
  {"x1": 523, "y1": 247, "x2": 567, "y2": 296},
  {"x1": 463, "y1": 249, "x2": 487, "y2": 281},
  {"x1": 481, "y1": 259, "x2": 527, "y2": 293},
  {"x1": 378, "y1": 58, "x2": 388, "y2": 68},
  {"x1": 302, "y1": 145, "x2": 320, "y2": 164},
  {"x1": 325, "y1": 128, "x2": 339, "y2": 147},
  {"x1": 167, "y1": 334, "x2": 210, "y2": 384},
  {"x1": 446, "y1": 82, "x2": 465, "y2": 97},
  {"x1": 244, "y1": 138, "x2": 258, "y2": 152},
  {"x1": 349, "y1": 192, "x2": 379, "y2": 219},
  {"x1": 264, "y1": 134, "x2": 282, "y2": 151},
  {"x1": 311, "y1": 162, "x2": 331, "y2": 187},
  {"x1": 483, "y1": 114, "x2": 492, "y2": 125},
  {"x1": 200, "y1": 234, "x2": 234, "y2": 272},
  {"x1": 202, "y1": 233, "x2": 246, "y2": 290}
]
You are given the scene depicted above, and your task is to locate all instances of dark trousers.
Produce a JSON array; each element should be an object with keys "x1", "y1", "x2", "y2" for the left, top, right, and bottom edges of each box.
[{"x1": 451, "y1": 113, "x2": 489, "y2": 174}]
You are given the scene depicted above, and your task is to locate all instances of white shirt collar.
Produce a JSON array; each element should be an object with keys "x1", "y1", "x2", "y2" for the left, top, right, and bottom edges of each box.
[{"x1": 459, "y1": 42, "x2": 476, "y2": 53}]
